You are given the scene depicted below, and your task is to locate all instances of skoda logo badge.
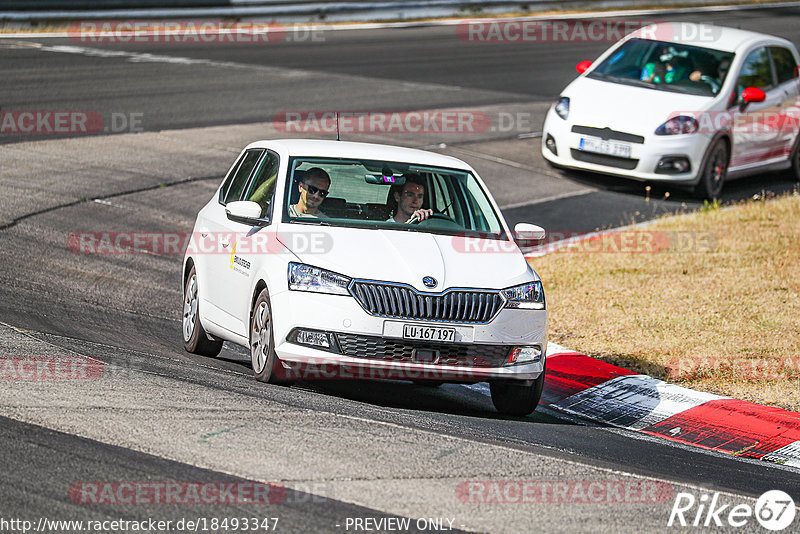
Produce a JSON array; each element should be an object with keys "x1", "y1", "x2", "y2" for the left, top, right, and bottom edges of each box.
[{"x1": 422, "y1": 276, "x2": 437, "y2": 289}]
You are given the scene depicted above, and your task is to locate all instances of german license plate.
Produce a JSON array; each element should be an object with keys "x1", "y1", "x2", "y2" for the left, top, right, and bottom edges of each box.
[
  {"x1": 579, "y1": 137, "x2": 632, "y2": 158},
  {"x1": 403, "y1": 324, "x2": 455, "y2": 342}
]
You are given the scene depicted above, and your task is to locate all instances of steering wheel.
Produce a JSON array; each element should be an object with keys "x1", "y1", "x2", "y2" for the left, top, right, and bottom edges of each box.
[{"x1": 410, "y1": 213, "x2": 456, "y2": 224}]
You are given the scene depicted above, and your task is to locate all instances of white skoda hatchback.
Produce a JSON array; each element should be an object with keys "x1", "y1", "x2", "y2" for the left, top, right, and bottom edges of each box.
[
  {"x1": 182, "y1": 140, "x2": 548, "y2": 415},
  {"x1": 542, "y1": 23, "x2": 800, "y2": 198}
]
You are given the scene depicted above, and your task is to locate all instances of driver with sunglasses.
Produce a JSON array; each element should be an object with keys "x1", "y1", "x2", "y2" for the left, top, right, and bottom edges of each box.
[{"x1": 289, "y1": 167, "x2": 331, "y2": 218}]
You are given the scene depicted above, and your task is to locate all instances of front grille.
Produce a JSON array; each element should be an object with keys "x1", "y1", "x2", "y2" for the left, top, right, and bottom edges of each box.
[
  {"x1": 571, "y1": 149, "x2": 639, "y2": 170},
  {"x1": 336, "y1": 333, "x2": 512, "y2": 368},
  {"x1": 571, "y1": 125, "x2": 645, "y2": 144},
  {"x1": 349, "y1": 281, "x2": 504, "y2": 324}
]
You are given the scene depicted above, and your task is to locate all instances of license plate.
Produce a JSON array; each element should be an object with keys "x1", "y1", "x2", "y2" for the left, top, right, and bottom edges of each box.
[
  {"x1": 403, "y1": 324, "x2": 455, "y2": 342},
  {"x1": 579, "y1": 137, "x2": 632, "y2": 158}
]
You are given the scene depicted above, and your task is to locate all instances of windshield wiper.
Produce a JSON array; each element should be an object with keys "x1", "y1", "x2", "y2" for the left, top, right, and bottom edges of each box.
[
  {"x1": 591, "y1": 72, "x2": 655, "y2": 88},
  {"x1": 590, "y1": 72, "x2": 698, "y2": 94}
]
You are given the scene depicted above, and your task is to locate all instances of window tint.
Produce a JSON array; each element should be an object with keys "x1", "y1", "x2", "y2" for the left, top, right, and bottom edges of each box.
[
  {"x1": 737, "y1": 48, "x2": 774, "y2": 96},
  {"x1": 244, "y1": 152, "x2": 280, "y2": 219},
  {"x1": 222, "y1": 149, "x2": 264, "y2": 204},
  {"x1": 770, "y1": 46, "x2": 797, "y2": 84}
]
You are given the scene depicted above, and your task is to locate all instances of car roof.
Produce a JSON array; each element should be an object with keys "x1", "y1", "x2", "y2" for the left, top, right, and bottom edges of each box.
[
  {"x1": 629, "y1": 22, "x2": 794, "y2": 53},
  {"x1": 245, "y1": 139, "x2": 473, "y2": 170}
]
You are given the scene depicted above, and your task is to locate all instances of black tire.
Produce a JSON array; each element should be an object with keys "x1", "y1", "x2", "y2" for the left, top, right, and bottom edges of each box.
[
  {"x1": 490, "y1": 368, "x2": 545, "y2": 416},
  {"x1": 250, "y1": 288, "x2": 287, "y2": 384},
  {"x1": 788, "y1": 136, "x2": 800, "y2": 182},
  {"x1": 413, "y1": 380, "x2": 444, "y2": 388},
  {"x1": 182, "y1": 265, "x2": 223, "y2": 357},
  {"x1": 694, "y1": 139, "x2": 729, "y2": 200}
]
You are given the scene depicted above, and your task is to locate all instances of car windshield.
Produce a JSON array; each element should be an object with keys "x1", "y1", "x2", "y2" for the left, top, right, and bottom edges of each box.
[
  {"x1": 283, "y1": 157, "x2": 506, "y2": 239},
  {"x1": 588, "y1": 38, "x2": 735, "y2": 96}
]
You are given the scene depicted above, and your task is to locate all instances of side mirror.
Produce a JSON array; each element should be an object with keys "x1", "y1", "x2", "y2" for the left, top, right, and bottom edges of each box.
[
  {"x1": 513, "y1": 222, "x2": 546, "y2": 249},
  {"x1": 741, "y1": 87, "x2": 766, "y2": 104},
  {"x1": 576, "y1": 61, "x2": 592, "y2": 74},
  {"x1": 738, "y1": 87, "x2": 766, "y2": 112},
  {"x1": 226, "y1": 201, "x2": 267, "y2": 226}
]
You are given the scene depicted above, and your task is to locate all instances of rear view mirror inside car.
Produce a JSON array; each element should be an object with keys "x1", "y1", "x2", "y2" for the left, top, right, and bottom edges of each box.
[{"x1": 365, "y1": 174, "x2": 406, "y2": 185}]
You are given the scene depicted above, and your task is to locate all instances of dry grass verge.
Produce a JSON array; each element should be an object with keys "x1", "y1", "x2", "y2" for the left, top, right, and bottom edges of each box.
[{"x1": 532, "y1": 190, "x2": 800, "y2": 411}]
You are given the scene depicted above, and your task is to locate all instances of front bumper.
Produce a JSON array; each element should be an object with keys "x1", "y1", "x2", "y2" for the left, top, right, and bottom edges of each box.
[
  {"x1": 270, "y1": 289, "x2": 547, "y2": 382},
  {"x1": 541, "y1": 107, "x2": 712, "y2": 185}
]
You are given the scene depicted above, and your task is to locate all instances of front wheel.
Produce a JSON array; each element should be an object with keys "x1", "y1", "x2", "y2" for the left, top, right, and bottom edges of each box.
[
  {"x1": 788, "y1": 136, "x2": 800, "y2": 182},
  {"x1": 490, "y1": 369, "x2": 545, "y2": 416},
  {"x1": 250, "y1": 289, "x2": 288, "y2": 384},
  {"x1": 183, "y1": 266, "x2": 223, "y2": 357},
  {"x1": 694, "y1": 139, "x2": 729, "y2": 200}
]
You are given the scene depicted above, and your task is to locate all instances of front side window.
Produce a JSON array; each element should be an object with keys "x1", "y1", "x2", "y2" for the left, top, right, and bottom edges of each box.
[
  {"x1": 220, "y1": 149, "x2": 264, "y2": 205},
  {"x1": 282, "y1": 158, "x2": 505, "y2": 239},
  {"x1": 243, "y1": 152, "x2": 280, "y2": 219},
  {"x1": 737, "y1": 47, "x2": 774, "y2": 97},
  {"x1": 589, "y1": 38, "x2": 734, "y2": 96}
]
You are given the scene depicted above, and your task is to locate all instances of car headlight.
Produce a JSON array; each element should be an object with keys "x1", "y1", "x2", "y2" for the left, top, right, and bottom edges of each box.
[
  {"x1": 554, "y1": 97, "x2": 569, "y2": 120},
  {"x1": 502, "y1": 281, "x2": 545, "y2": 310},
  {"x1": 288, "y1": 263, "x2": 351, "y2": 295},
  {"x1": 655, "y1": 116, "x2": 698, "y2": 135}
]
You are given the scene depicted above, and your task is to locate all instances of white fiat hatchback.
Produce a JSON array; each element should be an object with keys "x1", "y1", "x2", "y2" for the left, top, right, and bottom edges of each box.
[
  {"x1": 542, "y1": 23, "x2": 800, "y2": 198},
  {"x1": 182, "y1": 140, "x2": 548, "y2": 415}
]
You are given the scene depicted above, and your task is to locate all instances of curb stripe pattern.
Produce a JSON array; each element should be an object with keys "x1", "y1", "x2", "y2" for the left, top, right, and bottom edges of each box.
[{"x1": 544, "y1": 351, "x2": 800, "y2": 469}]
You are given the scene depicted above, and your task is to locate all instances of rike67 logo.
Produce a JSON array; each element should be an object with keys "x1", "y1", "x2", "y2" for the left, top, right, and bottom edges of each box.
[{"x1": 668, "y1": 490, "x2": 796, "y2": 530}]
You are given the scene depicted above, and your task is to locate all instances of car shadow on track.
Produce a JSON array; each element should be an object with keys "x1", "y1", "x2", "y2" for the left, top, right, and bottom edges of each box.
[
  {"x1": 298, "y1": 379, "x2": 568, "y2": 423},
  {"x1": 217, "y1": 344, "x2": 565, "y2": 422},
  {"x1": 555, "y1": 167, "x2": 799, "y2": 204}
]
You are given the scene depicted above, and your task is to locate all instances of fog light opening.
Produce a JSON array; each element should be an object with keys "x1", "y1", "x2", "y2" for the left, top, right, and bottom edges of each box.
[
  {"x1": 545, "y1": 134, "x2": 558, "y2": 156},
  {"x1": 506, "y1": 346, "x2": 543, "y2": 365},
  {"x1": 655, "y1": 156, "x2": 691, "y2": 174},
  {"x1": 289, "y1": 328, "x2": 339, "y2": 352}
]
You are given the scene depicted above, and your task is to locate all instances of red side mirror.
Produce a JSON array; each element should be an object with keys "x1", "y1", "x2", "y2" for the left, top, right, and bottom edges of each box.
[
  {"x1": 576, "y1": 61, "x2": 592, "y2": 74},
  {"x1": 741, "y1": 87, "x2": 766, "y2": 103}
]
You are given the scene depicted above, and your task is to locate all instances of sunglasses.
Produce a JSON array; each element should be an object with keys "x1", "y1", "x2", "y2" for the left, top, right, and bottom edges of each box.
[{"x1": 303, "y1": 184, "x2": 329, "y2": 198}]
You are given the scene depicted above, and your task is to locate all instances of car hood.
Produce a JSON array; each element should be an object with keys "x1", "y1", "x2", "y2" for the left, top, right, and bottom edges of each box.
[
  {"x1": 278, "y1": 225, "x2": 536, "y2": 292},
  {"x1": 563, "y1": 76, "x2": 716, "y2": 135}
]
